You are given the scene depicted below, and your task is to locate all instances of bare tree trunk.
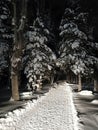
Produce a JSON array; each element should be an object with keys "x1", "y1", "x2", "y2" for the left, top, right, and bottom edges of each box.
[
  {"x1": 11, "y1": 0, "x2": 19, "y2": 101},
  {"x1": 94, "y1": 68, "x2": 98, "y2": 92},
  {"x1": 78, "y1": 73, "x2": 82, "y2": 91},
  {"x1": 50, "y1": 75, "x2": 54, "y2": 84},
  {"x1": 11, "y1": 0, "x2": 26, "y2": 101},
  {"x1": 94, "y1": 79, "x2": 98, "y2": 92},
  {"x1": 11, "y1": 73, "x2": 19, "y2": 100}
]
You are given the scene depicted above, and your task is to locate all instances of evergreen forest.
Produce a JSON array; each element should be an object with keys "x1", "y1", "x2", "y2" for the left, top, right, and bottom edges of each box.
[{"x1": 0, "y1": 0, "x2": 98, "y2": 100}]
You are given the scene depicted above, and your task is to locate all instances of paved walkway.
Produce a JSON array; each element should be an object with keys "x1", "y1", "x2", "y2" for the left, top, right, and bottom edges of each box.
[{"x1": 0, "y1": 82, "x2": 79, "y2": 130}]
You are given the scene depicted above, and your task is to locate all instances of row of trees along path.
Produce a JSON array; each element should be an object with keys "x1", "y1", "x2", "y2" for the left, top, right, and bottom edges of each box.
[{"x1": 0, "y1": 0, "x2": 98, "y2": 100}]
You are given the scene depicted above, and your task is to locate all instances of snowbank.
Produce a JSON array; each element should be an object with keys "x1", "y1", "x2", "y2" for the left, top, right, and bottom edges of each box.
[
  {"x1": 0, "y1": 94, "x2": 47, "y2": 130},
  {"x1": 91, "y1": 100, "x2": 98, "y2": 105},
  {"x1": 78, "y1": 90, "x2": 93, "y2": 96}
]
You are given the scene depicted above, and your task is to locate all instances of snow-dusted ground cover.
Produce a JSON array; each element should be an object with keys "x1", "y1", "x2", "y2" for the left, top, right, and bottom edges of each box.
[{"x1": 0, "y1": 82, "x2": 79, "y2": 130}]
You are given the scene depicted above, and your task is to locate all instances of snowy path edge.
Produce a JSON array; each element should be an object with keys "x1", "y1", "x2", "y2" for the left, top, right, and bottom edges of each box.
[{"x1": 0, "y1": 82, "x2": 79, "y2": 130}]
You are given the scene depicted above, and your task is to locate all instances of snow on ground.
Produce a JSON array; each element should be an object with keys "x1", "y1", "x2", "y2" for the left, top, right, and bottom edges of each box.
[
  {"x1": 0, "y1": 82, "x2": 79, "y2": 130},
  {"x1": 78, "y1": 90, "x2": 94, "y2": 100},
  {"x1": 73, "y1": 87, "x2": 98, "y2": 130},
  {"x1": 78, "y1": 90, "x2": 93, "y2": 96},
  {"x1": 91, "y1": 100, "x2": 98, "y2": 104}
]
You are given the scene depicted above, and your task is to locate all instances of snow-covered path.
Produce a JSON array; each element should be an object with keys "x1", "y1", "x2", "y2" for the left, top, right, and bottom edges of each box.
[{"x1": 0, "y1": 82, "x2": 79, "y2": 130}]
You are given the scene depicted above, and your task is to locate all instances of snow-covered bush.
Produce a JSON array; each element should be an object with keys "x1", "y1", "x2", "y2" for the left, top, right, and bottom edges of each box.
[
  {"x1": 23, "y1": 17, "x2": 56, "y2": 90},
  {"x1": 58, "y1": 8, "x2": 98, "y2": 76}
]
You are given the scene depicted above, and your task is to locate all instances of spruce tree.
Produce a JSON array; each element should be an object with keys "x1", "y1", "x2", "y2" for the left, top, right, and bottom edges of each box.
[
  {"x1": 23, "y1": 16, "x2": 56, "y2": 90},
  {"x1": 58, "y1": 8, "x2": 98, "y2": 89}
]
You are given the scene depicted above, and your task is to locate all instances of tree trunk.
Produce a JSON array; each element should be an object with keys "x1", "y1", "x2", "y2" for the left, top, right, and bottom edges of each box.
[
  {"x1": 94, "y1": 67, "x2": 98, "y2": 92},
  {"x1": 94, "y1": 79, "x2": 98, "y2": 92},
  {"x1": 11, "y1": 74, "x2": 19, "y2": 100},
  {"x1": 11, "y1": 0, "x2": 19, "y2": 101},
  {"x1": 78, "y1": 73, "x2": 82, "y2": 91},
  {"x1": 50, "y1": 75, "x2": 54, "y2": 84},
  {"x1": 11, "y1": 0, "x2": 26, "y2": 101}
]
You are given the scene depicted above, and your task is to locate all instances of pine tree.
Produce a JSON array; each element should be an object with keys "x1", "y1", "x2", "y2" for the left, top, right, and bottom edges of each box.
[
  {"x1": 23, "y1": 16, "x2": 56, "y2": 91},
  {"x1": 58, "y1": 8, "x2": 98, "y2": 90}
]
